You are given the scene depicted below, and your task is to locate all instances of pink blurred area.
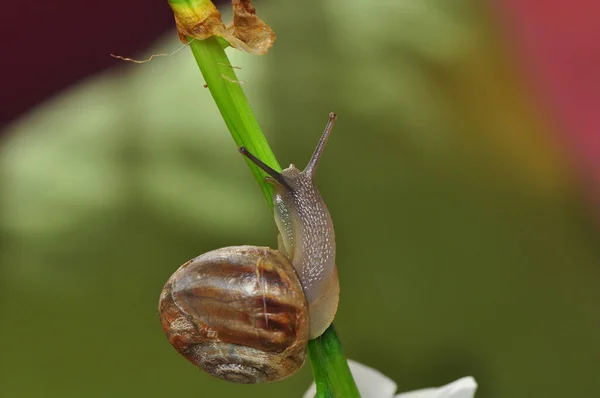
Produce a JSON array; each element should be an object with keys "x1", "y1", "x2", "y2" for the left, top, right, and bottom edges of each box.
[{"x1": 497, "y1": 0, "x2": 600, "y2": 202}]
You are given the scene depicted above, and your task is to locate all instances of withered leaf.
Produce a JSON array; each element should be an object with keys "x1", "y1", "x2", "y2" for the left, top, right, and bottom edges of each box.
[
  {"x1": 170, "y1": 0, "x2": 275, "y2": 55},
  {"x1": 226, "y1": 0, "x2": 276, "y2": 55}
]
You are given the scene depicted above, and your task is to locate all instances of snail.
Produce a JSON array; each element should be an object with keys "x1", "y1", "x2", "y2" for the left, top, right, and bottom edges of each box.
[{"x1": 159, "y1": 113, "x2": 339, "y2": 383}]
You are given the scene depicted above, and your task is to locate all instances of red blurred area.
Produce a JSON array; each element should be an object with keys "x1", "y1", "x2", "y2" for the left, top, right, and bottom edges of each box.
[{"x1": 497, "y1": 0, "x2": 600, "y2": 200}]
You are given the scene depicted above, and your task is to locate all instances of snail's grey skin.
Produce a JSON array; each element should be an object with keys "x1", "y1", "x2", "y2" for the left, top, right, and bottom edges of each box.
[{"x1": 240, "y1": 113, "x2": 339, "y2": 339}]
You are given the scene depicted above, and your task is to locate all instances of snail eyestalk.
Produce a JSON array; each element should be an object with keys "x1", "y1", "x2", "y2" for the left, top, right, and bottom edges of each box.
[
  {"x1": 304, "y1": 112, "x2": 337, "y2": 179},
  {"x1": 239, "y1": 147, "x2": 290, "y2": 189}
]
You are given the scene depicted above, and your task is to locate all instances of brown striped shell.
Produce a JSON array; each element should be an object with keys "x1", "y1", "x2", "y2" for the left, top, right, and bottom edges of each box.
[{"x1": 159, "y1": 246, "x2": 309, "y2": 383}]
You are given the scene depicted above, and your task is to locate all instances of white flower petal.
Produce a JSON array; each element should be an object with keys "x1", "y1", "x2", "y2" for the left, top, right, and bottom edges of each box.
[
  {"x1": 303, "y1": 359, "x2": 397, "y2": 398},
  {"x1": 303, "y1": 360, "x2": 477, "y2": 398},
  {"x1": 395, "y1": 376, "x2": 477, "y2": 398}
]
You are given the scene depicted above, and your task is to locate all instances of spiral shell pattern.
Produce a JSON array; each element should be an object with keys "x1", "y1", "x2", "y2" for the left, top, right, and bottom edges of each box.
[{"x1": 159, "y1": 246, "x2": 309, "y2": 383}]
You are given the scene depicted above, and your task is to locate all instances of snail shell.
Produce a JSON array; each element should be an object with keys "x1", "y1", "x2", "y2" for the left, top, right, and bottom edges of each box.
[{"x1": 159, "y1": 246, "x2": 309, "y2": 384}]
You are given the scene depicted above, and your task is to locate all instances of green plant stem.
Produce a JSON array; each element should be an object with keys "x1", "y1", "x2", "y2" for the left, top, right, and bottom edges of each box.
[
  {"x1": 189, "y1": 36, "x2": 359, "y2": 398},
  {"x1": 189, "y1": 36, "x2": 279, "y2": 205},
  {"x1": 308, "y1": 325, "x2": 360, "y2": 398}
]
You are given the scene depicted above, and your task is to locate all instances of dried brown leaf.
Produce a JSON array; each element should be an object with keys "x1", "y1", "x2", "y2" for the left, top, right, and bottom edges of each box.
[
  {"x1": 226, "y1": 0, "x2": 276, "y2": 55},
  {"x1": 169, "y1": 0, "x2": 275, "y2": 55}
]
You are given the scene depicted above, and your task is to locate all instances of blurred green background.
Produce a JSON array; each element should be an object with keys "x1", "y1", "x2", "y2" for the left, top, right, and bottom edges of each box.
[{"x1": 1, "y1": 1, "x2": 599, "y2": 397}]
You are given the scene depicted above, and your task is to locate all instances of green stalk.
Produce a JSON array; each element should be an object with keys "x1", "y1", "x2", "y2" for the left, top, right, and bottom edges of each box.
[
  {"x1": 308, "y1": 325, "x2": 360, "y2": 398},
  {"x1": 189, "y1": 36, "x2": 278, "y2": 205},
  {"x1": 188, "y1": 36, "x2": 360, "y2": 397}
]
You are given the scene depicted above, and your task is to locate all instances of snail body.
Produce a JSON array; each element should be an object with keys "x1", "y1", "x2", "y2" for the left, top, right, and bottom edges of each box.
[
  {"x1": 159, "y1": 113, "x2": 339, "y2": 383},
  {"x1": 270, "y1": 139, "x2": 339, "y2": 340}
]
